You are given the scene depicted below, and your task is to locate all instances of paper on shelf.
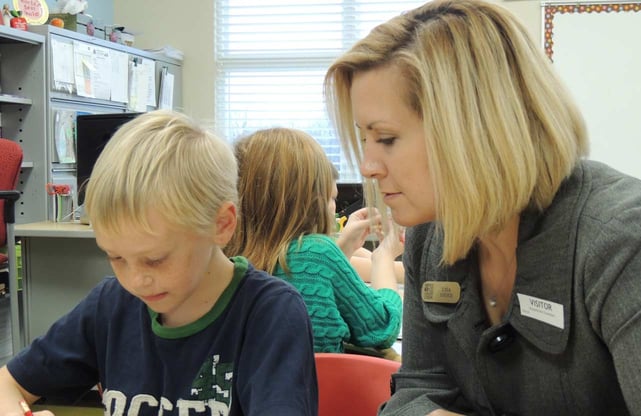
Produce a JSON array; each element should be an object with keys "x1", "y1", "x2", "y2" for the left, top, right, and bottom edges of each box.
[
  {"x1": 51, "y1": 37, "x2": 75, "y2": 93},
  {"x1": 158, "y1": 69, "x2": 174, "y2": 110},
  {"x1": 91, "y1": 46, "x2": 112, "y2": 101},
  {"x1": 53, "y1": 110, "x2": 76, "y2": 164},
  {"x1": 142, "y1": 57, "x2": 156, "y2": 107},
  {"x1": 110, "y1": 50, "x2": 129, "y2": 103},
  {"x1": 127, "y1": 59, "x2": 147, "y2": 112},
  {"x1": 73, "y1": 41, "x2": 94, "y2": 98}
]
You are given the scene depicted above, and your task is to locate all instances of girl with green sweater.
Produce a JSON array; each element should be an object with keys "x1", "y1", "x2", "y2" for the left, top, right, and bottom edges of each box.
[{"x1": 226, "y1": 127, "x2": 402, "y2": 354}]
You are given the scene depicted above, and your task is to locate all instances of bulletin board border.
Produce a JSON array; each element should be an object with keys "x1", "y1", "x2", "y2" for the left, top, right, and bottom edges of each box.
[{"x1": 543, "y1": 2, "x2": 641, "y2": 61}]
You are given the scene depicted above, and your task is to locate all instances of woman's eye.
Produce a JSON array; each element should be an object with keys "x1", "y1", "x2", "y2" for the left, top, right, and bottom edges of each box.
[
  {"x1": 377, "y1": 137, "x2": 396, "y2": 145},
  {"x1": 107, "y1": 256, "x2": 123, "y2": 263}
]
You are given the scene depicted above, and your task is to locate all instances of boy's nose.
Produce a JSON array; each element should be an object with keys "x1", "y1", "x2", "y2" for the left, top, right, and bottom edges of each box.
[{"x1": 128, "y1": 268, "x2": 153, "y2": 287}]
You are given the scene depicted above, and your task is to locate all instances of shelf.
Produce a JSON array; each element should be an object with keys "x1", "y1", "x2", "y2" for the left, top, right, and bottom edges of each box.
[
  {"x1": 0, "y1": 23, "x2": 47, "y2": 225},
  {"x1": 0, "y1": 25, "x2": 45, "y2": 45},
  {"x1": 0, "y1": 94, "x2": 32, "y2": 105}
]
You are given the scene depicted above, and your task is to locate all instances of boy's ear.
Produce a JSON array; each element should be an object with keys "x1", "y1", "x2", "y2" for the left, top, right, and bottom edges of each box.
[{"x1": 213, "y1": 201, "x2": 237, "y2": 245}]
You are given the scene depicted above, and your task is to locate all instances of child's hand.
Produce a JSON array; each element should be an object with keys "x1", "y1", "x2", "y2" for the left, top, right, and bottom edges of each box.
[
  {"x1": 336, "y1": 207, "x2": 380, "y2": 258},
  {"x1": 373, "y1": 221, "x2": 404, "y2": 260},
  {"x1": 368, "y1": 218, "x2": 404, "y2": 290}
]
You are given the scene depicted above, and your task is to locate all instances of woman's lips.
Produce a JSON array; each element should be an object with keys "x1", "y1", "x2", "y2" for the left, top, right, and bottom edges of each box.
[{"x1": 383, "y1": 192, "x2": 401, "y2": 204}]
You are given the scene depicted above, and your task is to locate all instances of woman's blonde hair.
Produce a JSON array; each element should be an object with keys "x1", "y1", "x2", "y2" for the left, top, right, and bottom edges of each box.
[
  {"x1": 85, "y1": 110, "x2": 238, "y2": 236},
  {"x1": 226, "y1": 127, "x2": 335, "y2": 274},
  {"x1": 324, "y1": 0, "x2": 588, "y2": 265}
]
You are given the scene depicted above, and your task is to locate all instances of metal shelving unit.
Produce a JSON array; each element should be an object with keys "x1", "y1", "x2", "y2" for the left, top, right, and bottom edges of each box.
[
  {"x1": 0, "y1": 25, "x2": 47, "y2": 224},
  {"x1": 0, "y1": 25, "x2": 46, "y2": 357},
  {"x1": 29, "y1": 25, "x2": 183, "y2": 219}
]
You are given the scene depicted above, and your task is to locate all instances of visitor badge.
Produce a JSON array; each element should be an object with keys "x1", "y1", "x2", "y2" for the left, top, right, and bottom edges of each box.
[{"x1": 517, "y1": 293, "x2": 564, "y2": 329}]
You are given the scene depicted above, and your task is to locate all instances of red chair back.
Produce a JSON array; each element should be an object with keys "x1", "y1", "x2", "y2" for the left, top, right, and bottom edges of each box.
[
  {"x1": 315, "y1": 353, "x2": 400, "y2": 416},
  {"x1": 0, "y1": 138, "x2": 23, "y2": 245}
]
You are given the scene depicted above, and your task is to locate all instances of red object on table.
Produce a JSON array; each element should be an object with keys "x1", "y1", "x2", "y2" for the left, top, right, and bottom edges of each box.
[{"x1": 46, "y1": 183, "x2": 71, "y2": 196}]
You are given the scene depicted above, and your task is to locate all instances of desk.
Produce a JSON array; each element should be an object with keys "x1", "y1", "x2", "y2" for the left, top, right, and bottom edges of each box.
[
  {"x1": 12, "y1": 221, "x2": 112, "y2": 353},
  {"x1": 32, "y1": 404, "x2": 103, "y2": 415}
]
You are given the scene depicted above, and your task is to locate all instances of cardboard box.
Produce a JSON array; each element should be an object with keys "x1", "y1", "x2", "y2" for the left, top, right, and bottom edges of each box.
[{"x1": 47, "y1": 13, "x2": 77, "y2": 31}]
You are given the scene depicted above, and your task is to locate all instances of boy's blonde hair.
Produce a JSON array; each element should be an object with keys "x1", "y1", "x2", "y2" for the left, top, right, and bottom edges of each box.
[
  {"x1": 226, "y1": 127, "x2": 335, "y2": 274},
  {"x1": 84, "y1": 110, "x2": 238, "y2": 235},
  {"x1": 324, "y1": 0, "x2": 588, "y2": 265}
]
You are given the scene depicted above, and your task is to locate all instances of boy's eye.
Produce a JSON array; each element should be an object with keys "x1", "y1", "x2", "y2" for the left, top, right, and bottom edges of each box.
[
  {"x1": 146, "y1": 257, "x2": 166, "y2": 267},
  {"x1": 377, "y1": 137, "x2": 396, "y2": 145}
]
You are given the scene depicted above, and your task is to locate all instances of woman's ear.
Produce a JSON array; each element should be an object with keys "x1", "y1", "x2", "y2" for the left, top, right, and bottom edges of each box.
[{"x1": 213, "y1": 201, "x2": 237, "y2": 246}]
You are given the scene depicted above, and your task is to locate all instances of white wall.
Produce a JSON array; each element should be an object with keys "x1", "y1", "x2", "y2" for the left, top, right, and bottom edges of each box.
[
  {"x1": 493, "y1": 0, "x2": 542, "y2": 40},
  {"x1": 113, "y1": 0, "x2": 215, "y2": 128},
  {"x1": 114, "y1": 1, "x2": 541, "y2": 128},
  {"x1": 542, "y1": 5, "x2": 641, "y2": 179}
]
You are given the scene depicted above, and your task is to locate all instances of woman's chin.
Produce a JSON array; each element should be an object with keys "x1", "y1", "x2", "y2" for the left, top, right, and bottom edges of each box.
[{"x1": 390, "y1": 209, "x2": 434, "y2": 228}]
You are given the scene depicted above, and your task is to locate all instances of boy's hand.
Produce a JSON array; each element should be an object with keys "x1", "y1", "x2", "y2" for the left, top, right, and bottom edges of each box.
[
  {"x1": 0, "y1": 367, "x2": 47, "y2": 416},
  {"x1": 4, "y1": 404, "x2": 56, "y2": 416},
  {"x1": 4, "y1": 412, "x2": 55, "y2": 416}
]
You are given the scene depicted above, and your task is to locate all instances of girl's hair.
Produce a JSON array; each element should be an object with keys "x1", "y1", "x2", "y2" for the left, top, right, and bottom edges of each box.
[
  {"x1": 84, "y1": 110, "x2": 238, "y2": 235},
  {"x1": 324, "y1": 0, "x2": 588, "y2": 265},
  {"x1": 226, "y1": 127, "x2": 335, "y2": 274}
]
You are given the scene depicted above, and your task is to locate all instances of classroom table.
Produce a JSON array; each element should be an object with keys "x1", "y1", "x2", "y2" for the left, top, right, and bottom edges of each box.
[{"x1": 32, "y1": 404, "x2": 103, "y2": 415}]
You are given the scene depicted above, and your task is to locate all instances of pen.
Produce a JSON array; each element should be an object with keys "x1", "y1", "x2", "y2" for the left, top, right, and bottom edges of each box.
[{"x1": 19, "y1": 400, "x2": 32, "y2": 416}]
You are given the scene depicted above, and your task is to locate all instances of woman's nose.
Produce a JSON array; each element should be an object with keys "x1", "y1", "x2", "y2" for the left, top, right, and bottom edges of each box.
[{"x1": 360, "y1": 156, "x2": 384, "y2": 179}]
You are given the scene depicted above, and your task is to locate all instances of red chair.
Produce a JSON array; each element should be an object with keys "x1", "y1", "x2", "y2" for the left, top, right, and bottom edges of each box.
[
  {"x1": 0, "y1": 138, "x2": 23, "y2": 356},
  {"x1": 0, "y1": 138, "x2": 22, "y2": 297},
  {"x1": 315, "y1": 353, "x2": 401, "y2": 416}
]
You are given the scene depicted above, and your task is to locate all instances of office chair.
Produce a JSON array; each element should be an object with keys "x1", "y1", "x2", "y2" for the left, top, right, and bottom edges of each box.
[
  {"x1": 315, "y1": 352, "x2": 401, "y2": 416},
  {"x1": 0, "y1": 138, "x2": 23, "y2": 269},
  {"x1": 0, "y1": 138, "x2": 23, "y2": 355}
]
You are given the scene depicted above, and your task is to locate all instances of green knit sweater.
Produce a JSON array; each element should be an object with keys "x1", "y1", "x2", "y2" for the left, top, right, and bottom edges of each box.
[{"x1": 273, "y1": 234, "x2": 402, "y2": 353}]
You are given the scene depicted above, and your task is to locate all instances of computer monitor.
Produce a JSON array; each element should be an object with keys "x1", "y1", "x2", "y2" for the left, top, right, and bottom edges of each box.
[
  {"x1": 336, "y1": 182, "x2": 364, "y2": 218},
  {"x1": 76, "y1": 112, "x2": 143, "y2": 206}
]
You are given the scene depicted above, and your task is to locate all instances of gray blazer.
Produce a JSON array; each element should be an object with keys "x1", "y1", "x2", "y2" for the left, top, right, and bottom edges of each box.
[{"x1": 381, "y1": 161, "x2": 641, "y2": 416}]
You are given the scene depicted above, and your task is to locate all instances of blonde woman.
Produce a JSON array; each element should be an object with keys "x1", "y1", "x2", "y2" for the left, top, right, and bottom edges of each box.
[
  {"x1": 227, "y1": 127, "x2": 402, "y2": 355},
  {"x1": 325, "y1": 0, "x2": 641, "y2": 414}
]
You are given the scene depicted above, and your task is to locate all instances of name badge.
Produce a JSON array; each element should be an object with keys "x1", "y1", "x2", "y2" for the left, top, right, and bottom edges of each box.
[
  {"x1": 421, "y1": 281, "x2": 461, "y2": 304},
  {"x1": 517, "y1": 293, "x2": 564, "y2": 329}
]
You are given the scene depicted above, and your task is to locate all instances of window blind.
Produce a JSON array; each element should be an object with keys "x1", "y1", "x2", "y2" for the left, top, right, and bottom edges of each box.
[{"x1": 214, "y1": 0, "x2": 425, "y2": 182}]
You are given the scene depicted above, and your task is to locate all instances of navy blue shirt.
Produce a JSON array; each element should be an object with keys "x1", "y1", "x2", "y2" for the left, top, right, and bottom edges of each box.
[{"x1": 9, "y1": 257, "x2": 318, "y2": 415}]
